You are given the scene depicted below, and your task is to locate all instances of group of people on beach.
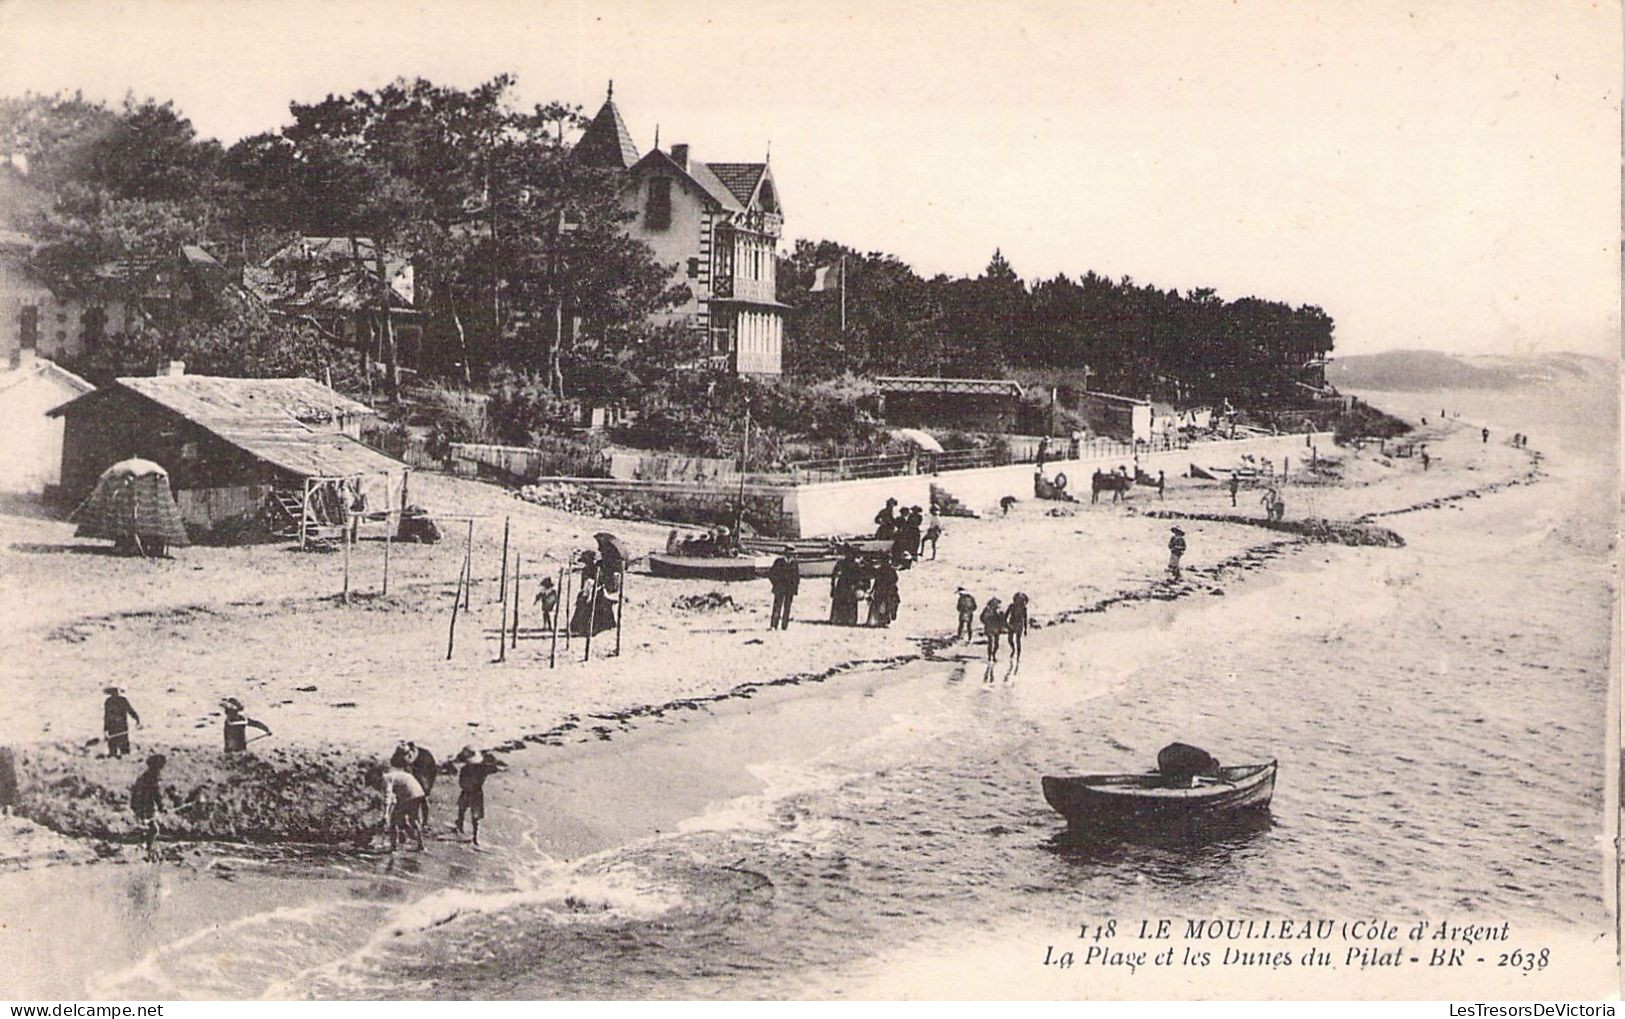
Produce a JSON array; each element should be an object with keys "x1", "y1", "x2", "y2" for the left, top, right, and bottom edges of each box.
[
  {"x1": 829, "y1": 550, "x2": 904, "y2": 628},
  {"x1": 379, "y1": 741, "x2": 505, "y2": 851},
  {"x1": 102, "y1": 687, "x2": 277, "y2": 861},
  {"x1": 954, "y1": 588, "x2": 1031, "y2": 665},
  {"x1": 874, "y1": 498, "x2": 941, "y2": 560}
]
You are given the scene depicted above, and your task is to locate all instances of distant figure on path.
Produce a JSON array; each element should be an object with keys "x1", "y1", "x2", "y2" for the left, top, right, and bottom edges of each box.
[
  {"x1": 956, "y1": 588, "x2": 977, "y2": 643},
  {"x1": 1167, "y1": 526, "x2": 1187, "y2": 581},
  {"x1": 1228, "y1": 475, "x2": 1240, "y2": 507},
  {"x1": 380, "y1": 761, "x2": 426, "y2": 852},
  {"x1": 454, "y1": 747, "x2": 505, "y2": 847},
  {"x1": 1421, "y1": 448, "x2": 1431, "y2": 471},
  {"x1": 999, "y1": 495, "x2": 1017, "y2": 516},
  {"x1": 0, "y1": 746, "x2": 19, "y2": 815},
  {"x1": 103, "y1": 686, "x2": 141, "y2": 758},
  {"x1": 1156, "y1": 470, "x2": 1166, "y2": 500},
  {"x1": 1482, "y1": 427, "x2": 1490, "y2": 444},
  {"x1": 980, "y1": 597, "x2": 1006, "y2": 662},
  {"x1": 1272, "y1": 491, "x2": 1286, "y2": 522},
  {"x1": 768, "y1": 546, "x2": 800, "y2": 630},
  {"x1": 220, "y1": 698, "x2": 270, "y2": 753},
  {"x1": 129, "y1": 753, "x2": 166, "y2": 863},
  {"x1": 1005, "y1": 593, "x2": 1030, "y2": 660},
  {"x1": 533, "y1": 577, "x2": 559, "y2": 632}
]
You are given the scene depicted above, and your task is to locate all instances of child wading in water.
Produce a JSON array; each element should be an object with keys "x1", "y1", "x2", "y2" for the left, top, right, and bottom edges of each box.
[{"x1": 454, "y1": 747, "x2": 505, "y2": 847}]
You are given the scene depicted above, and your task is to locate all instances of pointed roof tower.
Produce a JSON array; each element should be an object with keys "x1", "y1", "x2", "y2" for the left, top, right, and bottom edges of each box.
[{"x1": 573, "y1": 80, "x2": 640, "y2": 170}]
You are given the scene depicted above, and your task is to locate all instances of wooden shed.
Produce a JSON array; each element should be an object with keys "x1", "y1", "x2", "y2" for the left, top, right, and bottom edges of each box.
[
  {"x1": 875, "y1": 377, "x2": 1024, "y2": 433},
  {"x1": 49, "y1": 372, "x2": 406, "y2": 542}
]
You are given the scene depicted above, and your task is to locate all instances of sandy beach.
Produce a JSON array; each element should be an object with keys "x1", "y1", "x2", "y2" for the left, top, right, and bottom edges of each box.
[{"x1": 0, "y1": 371, "x2": 1613, "y2": 999}]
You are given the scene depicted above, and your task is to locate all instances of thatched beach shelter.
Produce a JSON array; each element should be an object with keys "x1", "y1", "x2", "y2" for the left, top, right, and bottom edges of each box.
[{"x1": 73, "y1": 458, "x2": 189, "y2": 554}]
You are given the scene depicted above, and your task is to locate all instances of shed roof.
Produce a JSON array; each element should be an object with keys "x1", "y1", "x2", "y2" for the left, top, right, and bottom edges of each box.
[
  {"x1": 0, "y1": 358, "x2": 94, "y2": 399},
  {"x1": 876, "y1": 376, "x2": 1024, "y2": 398},
  {"x1": 50, "y1": 375, "x2": 399, "y2": 481}
]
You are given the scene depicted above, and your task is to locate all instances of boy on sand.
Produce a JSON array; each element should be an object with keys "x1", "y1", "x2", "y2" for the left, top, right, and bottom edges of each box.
[
  {"x1": 129, "y1": 753, "x2": 166, "y2": 862},
  {"x1": 980, "y1": 597, "x2": 1005, "y2": 662},
  {"x1": 454, "y1": 747, "x2": 505, "y2": 847},
  {"x1": 102, "y1": 687, "x2": 141, "y2": 758},
  {"x1": 1228, "y1": 475, "x2": 1239, "y2": 507},
  {"x1": 380, "y1": 761, "x2": 426, "y2": 852},
  {"x1": 956, "y1": 589, "x2": 977, "y2": 643},
  {"x1": 533, "y1": 577, "x2": 559, "y2": 631},
  {"x1": 220, "y1": 698, "x2": 271, "y2": 753},
  {"x1": 1167, "y1": 526, "x2": 1187, "y2": 581},
  {"x1": 1005, "y1": 593, "x2": 1030, "y2": 660}
]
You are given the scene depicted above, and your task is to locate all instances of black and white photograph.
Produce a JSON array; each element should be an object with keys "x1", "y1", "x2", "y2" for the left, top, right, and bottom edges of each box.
[{"x1": 0, "y1": 0, "x2": 1617, "y2": 1003}]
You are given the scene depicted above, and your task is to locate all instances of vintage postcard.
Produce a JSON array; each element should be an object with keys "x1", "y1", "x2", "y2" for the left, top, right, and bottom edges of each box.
[{"x1": 0, "y1": 0, "x2": 1617, "y2": 1004}]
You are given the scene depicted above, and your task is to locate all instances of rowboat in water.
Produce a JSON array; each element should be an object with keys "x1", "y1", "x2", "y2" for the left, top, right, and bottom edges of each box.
[
  {"x1": 1041, "y1": 760, "x2": 1277, "y2": 832},
  {"x1": 646, "y1": 552, "x2": 772, "y2": 581}
]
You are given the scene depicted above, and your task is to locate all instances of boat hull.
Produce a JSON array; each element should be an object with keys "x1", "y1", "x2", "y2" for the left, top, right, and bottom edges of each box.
[
  {"x1": 1041, "y1": 761, "x2": 1277, "y2": 833},
  {"x1": 646, "y1": 553, "x2": 771, "y2": 581}
]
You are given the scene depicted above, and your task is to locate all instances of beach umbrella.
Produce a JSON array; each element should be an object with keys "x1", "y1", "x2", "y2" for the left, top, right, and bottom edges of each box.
[{"x1": 593, "y1": 531, "x2": 630, "y2": 568}]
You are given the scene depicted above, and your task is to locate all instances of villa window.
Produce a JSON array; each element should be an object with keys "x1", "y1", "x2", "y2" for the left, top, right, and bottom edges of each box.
[{"x1": 646, "y1": 178, "x2": 672, "y2": 230}]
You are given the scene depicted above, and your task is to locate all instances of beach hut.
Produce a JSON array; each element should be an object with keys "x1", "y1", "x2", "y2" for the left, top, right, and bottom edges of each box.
[{"x1": 73, "y1": 458, "x2": 190, "y2": 555}]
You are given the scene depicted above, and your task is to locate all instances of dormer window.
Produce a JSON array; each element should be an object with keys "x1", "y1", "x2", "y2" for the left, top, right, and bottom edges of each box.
[{"x1": 646, "y1": 178, "x2": 672, "y2": 230}]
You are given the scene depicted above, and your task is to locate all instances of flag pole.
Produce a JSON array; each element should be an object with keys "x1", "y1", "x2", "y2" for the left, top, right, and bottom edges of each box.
[{"x1": 839, "y1": 254, "x2": 846, "y2": 332}]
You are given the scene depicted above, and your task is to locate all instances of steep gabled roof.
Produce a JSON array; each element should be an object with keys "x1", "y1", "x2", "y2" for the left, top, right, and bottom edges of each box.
[
  {"x1": 574, "y1": 95, "x2": 641, "y2": 170},
  {"x1": 0, "y1": 359, "x2": 94, "y2": 399},
  {"x1": 629, "y1": 150, "x2": 745, "y2": 213},
  {"x1": 705, "y1": 163, "x2": 768, "y2": 208}
]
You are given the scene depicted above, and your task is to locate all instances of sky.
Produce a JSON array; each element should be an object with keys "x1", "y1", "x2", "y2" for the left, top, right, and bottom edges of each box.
[{"x1": 0, "y1": 0, "x2": 1619, "y2": 358}]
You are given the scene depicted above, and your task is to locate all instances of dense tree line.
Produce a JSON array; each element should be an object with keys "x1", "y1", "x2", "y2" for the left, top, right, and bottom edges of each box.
[
  {"x1": 781, "y1": 240, "x2": 1336, "y2": 406},
  {"x1": 1, "y1": 82, "x2": 687, "y2": 400}
]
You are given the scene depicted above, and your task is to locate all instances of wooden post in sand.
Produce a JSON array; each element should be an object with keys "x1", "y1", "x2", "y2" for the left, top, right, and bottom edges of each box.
[
  {"x1": 499, "y1": 516, "x2": 510, "y2": 604},
  {"x1": 341, "y1": 521, "x2": 351, "y2": 604},
  {"x1": 447, "y1": 566, "x2": 465, "y2": 660},
  {"x1": 562, "y1": 562, "x2": 573, "y2": 649},
  {"x1": 612, "y1": 563, "x2": 626, "y2": 656},
  {"x1": 463, "y1": 519, "x2": 474, "y2": 609},
  {"x1": 497, "y1": 555, "x2": 508, "y2": 663},
  {"x1": 382, "y1": 523, "x2": 391, "y2": 596},
  {"x1": 581, "y1": 574, "x2": 598, "y2": 663},
  {"x1": 511, "y1": 554, "x2": 522, "y2": 651},
  {"x1": 549, "y1": 564, "x2": 563, "y2": 668}
]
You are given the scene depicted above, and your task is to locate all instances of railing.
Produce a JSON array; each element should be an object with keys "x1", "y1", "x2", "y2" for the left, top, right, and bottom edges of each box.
[{"x1": 788, "y1": 433, "x2": 1193, "y2": 484}]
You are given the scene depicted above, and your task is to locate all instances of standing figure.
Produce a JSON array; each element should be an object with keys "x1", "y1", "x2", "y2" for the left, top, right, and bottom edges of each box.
[
  {"x1": 103, "y1": 686, "x2": 141, "y2": 758},
  {"x1": 129, "y1": 753, "x2": 167, "y2": 863},
  {"x1": 533, "y1": 577, "x2": 559, "y2": 632},
  {"x1": 922, "y1": 510, "x2": 942, "y2": 560},
  {"x1": 1156, "y1": 470, "x2": 1166, "y2": 500},
  {"x1": 1005, "y1": 592, "x2": 1030, "y2": 660},
  {"x1": 868, "y1": 559, "x2": 900, "y2": 628},
  {"x1": 380, "y1": 760, "x2": 426, "y2": 852},
  {"x1": 220, "y1": 698, "x2": 271, "y2": 752},
  {"x1": 829, "y1": 551, "x2": 861, "y2": 626},
  {"x1": 874, "y1": 498, "x2": 899, "y2": 539},
  {"x1": 1091, "y1": 469, "x2": 1104, "y2": 505},
  {"x1": 454, "y1": 747, "x2": 505, "y2": 847},
  {"x1": 1271, "y1": 491, "x2": 1286, "y2": 522},
  {"x1": 1421, "y1": 448, "x2": 1431, "y2": 471},
  {"x1": 980, "y1": 597, "x2": 1006, "y2": 662},
  {"x1": 956, "y1": 588, "x2": 978, "y2": 643},
  {"x1": 768, "y1": 547, "x2": 800, "y2": 630},
  {"x1": 1228, "y1": 474, "x2": 1240, "y2": 507},
  {"x1": 1482, "y1": 427, "x2": 1490, "y2": 444},
  {"x1": 1167, "y1": 526, "x2": 1187, "y2": 581}
]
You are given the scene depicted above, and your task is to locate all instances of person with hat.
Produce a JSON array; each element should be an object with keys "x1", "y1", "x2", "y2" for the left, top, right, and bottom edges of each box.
[
  {"x1": 129, "y1": 753, "x2": 167, "y2": 862},
  {"x1": 874, "y1": 498, "x2": 899, "y2": 539},
  {"x1": 533, "y1": 576, "x2": 559, "y2": 632},
  {"x1": 220, "y1": 698, "x2": 271, "y2": 753},
  {"x1": 1005, "y1": 592, "x2": 1031, "y2": 660},
  {"x1": 454, "y1": 747, "x2": 506, "y2": 847},
  {"x1": 394, "y1": 741, "x2": 439, "y2": 827},
  {"x1": 102, "y1": 687, "x2": 141, "y2": 758},
  {"x1": 980, "y1": 596, "x2": 1006, "y2": 662},
  {"x1": 767, "y1": 545, "x2": 800, "y2": 630},
  {"x1": 955, "y1": 588, "x2": 978, "y2": 643},
  {"x1": 1167, "y1": 526, "x2": 1188, "y2": 581},
  {"x1": 922, "y1": 509, "x2": 942, "y2": 560}
]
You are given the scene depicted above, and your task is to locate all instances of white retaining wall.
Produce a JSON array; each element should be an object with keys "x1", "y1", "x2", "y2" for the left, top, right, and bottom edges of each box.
[{"x1": 790, "y1": 473, "x2": 933, "y2": 539}]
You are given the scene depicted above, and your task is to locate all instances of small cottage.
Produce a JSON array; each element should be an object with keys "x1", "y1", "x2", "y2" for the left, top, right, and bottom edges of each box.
[
  {"x1": 49, "y1": 368, "x2": 407, "y2": 541},
  {"x1": 0, "y1": 353, "x2": 94, "y2": 495}
]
